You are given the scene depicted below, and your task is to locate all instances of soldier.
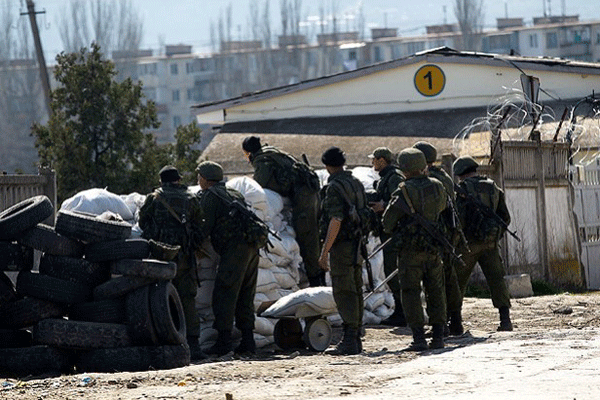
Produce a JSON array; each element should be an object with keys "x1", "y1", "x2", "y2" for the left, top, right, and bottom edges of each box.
[
  {"x1": 413, "y1": 141, "x2": 464, "y2": 335},
  {"x1": 452, "y1": 156, "x2": 513, "y2": 331},
  {"x1": 196, "y1": 161, "x2": 261, "y2": 356},
  {"x1": 319, "y1": 147, "x2": 368, "y2": 355},
  {"x1": 242, "y1": 136, "x2": 323, "y2": 287},
  {"x1": 367, "y1": 147, "x2": 407, "y2": 327},
  {"x1": 138, "y1": 165, "x2": 205, "y2": 360},
  {"x1": 382, "y1": 148, "x2": 447, "y2": 351}
]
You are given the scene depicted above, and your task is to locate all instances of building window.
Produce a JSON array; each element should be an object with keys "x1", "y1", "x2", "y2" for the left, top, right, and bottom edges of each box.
[
  {"x1": 546, "y1": 32, "x2": 558, "y2": 48},
  {"x1": 374, "y1": 47, "x2": 382, "y2": 62},
  {"x1": 407, "y1": 41, "x2": 425, "y2": 55},
  {"x1": 170, "y1": 63, "x2": 178, "y2": 75},
  {"x1": 529, "y1": 34, "x2": 538, "y2": 48},
  {"x1": 349, "y1": 50, "x2": 357, "y2": 61},
  {"x1": 173, "y1": 115, "x2": 182, "y2": 128},
  {"x1": 172, "y1": 90, "x2": 180, "y2": 102}
]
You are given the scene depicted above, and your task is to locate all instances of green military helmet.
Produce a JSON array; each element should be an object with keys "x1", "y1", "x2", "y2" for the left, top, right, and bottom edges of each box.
[
  {"x1": 196, "y1": 161, "x2": 224, "y2": 182},
  {"x1": 397, "y1": 148, "x2": 427, "y2": 173},
  {"x1": 413, "y1": 141, "x2": 437, "y2": 163},
  {"x1": 453, "y1": 156, "x2": 479, "y2": 176}
]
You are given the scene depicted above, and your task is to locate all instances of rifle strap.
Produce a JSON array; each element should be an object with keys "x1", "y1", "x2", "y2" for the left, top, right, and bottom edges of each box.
[
  {"x1": 400, "y1": 184, "x2": 416, "y2": 214},
  {"x1": 155, "y1": 194, "x2": 185, "y2": 225}
]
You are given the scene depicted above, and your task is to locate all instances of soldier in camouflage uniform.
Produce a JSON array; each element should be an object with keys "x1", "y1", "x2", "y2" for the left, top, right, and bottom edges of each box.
[
  {"x1": 367, "y1": 147, "x2": 407, "y2": 327},
  {"x1": 453, "y1": 156, "x2": 513, "y2": 331},
  {"x1": 382, "y1": 148, "x2": 447, "y2": 351},
  {"x1": 242, "y1": 136, "x2": 323, "y2": 287},
  {"x1": 413, "y1": 141, "x2": 464, "y2": 336},
  {"x1": 196, "y1": 161, "x2": 260, "y2": 356},
  {"x1": 319, "y1": 147, "x2": 367, "y2": 355},
  {"x1": 139, "y1": 165, "x2": 205, "y2": 360}
]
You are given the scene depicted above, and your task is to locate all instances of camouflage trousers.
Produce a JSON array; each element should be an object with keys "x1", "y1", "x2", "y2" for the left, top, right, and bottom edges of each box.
[
  {"x1": 171, "y1": 253, "x2": 199, "y2": 337},
  {"x1": 330, "y1": 239, "x2": 364, "y2": 329},
  {"x1": 292, "y1": 186, "x2": 321, "y2": 279}
]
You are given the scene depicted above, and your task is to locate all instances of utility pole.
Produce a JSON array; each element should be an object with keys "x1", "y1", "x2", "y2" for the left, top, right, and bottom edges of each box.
[{"x1": 22, "y1": 0, "x2": 51, "y2": 117}]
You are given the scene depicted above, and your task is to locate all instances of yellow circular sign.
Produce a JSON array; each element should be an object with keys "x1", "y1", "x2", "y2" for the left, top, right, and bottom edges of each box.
[{"x1": 414, "y1": 65, "x2": 445, "y2": 97}]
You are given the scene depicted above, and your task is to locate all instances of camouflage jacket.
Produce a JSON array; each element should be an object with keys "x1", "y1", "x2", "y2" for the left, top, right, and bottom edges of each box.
[
  {"x1": 373, "y1": 165, "x2": 405, "y2": 206},
  {"x1": 138, "y1": 183, "x2": 204, "y2": 252},
  {"x1": 250, "y1": 146, "x2": 296, "y2": 197}
]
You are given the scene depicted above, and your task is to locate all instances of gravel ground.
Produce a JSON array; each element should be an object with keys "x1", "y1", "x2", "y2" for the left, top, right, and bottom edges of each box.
[{"x1": 2, "y1": 291, "x2": 599, "y2": 400}]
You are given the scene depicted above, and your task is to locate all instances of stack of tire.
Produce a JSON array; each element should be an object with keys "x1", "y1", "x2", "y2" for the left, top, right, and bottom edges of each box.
[{"x1": 0, "y1": 195, "x2": 190, "y2": 377}]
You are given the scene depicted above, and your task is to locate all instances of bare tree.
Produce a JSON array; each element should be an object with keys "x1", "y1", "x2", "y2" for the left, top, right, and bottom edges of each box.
[
  {"x1": 59, "y1": 0, "x2": 143, "y2": 57},
  {"x1": 261, "y1": 0, "x2": 272, "y2": 48},
  {"x1": 454, "y1": 0, "x2": 484, "y2": 50}
]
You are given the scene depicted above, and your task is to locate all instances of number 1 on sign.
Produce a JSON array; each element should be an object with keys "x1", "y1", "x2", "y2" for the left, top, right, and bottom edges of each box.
[{"x1": 414, "y1": 65, "x2": 445, "y2": 97}]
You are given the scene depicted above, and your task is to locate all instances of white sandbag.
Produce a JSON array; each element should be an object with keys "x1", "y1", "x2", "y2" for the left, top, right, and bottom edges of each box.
[
  {"x1": 196, "y1": 239, "x2": 219, "y2": 280},
  {"x1": 327, "y1": 313, "x2": 342, "y2": 327},
  {"x1": 316, "y1": 169, "x2": 329, "y2": 187},
  {"x1": 268, "y1": 214, "x2": 285, "y2": 232},
  {"x1": 264, "y1": 288, "x2": 295, "y2": 302},
  {"x1": 364, "y1": 292, "x2": 386, "y2": 311},
  {"x1": 256, "y1": 268, "x2": 279, "y2": 293},
  {"x1": 61, "y1": 188, "x2": 134, "y2": 221},
  {"x1": 199, "y1": 326, "x2": 218, "y2": 346},
  {"x1": 196, "y1": 279, "x2": 214, "y2": 309},
  {"x1": 264, "y1": 189, "x2": 284, "y2": 222},
  {"x1": 374, "y1": 304, "x2": 394, "y2": 319},
  {"x1": 226, "y1": 176, "x2": 268, "y2": 219},
  {"x1": 268, "y1": 232, "x2": 300, "y2": 259},
  {"x1": 120, "y1": 192, "x2": 146, "y2": 219},
  {"x1": 197, "y1": 306, "x2": 214, "y2": 322},
  {"x1": 254, "y1": 317, "x2": 276, "y2": 336},
  {"x1": 258, "y1": 253, "x2": 276, "y2": 269},
  {"x1": 351, "y1": 167, "x2": 379, "y2": 192},
  {"x1": 363, "y1": 309, "x2": 382, "y2": 325},
  {"x1": 255, "y1": 334, "x2": 273, "y2": 348},
  {"x1": 130, "y1": 223, "x2": 143, "y2": 238},
  {"x1": 384, "y1": 291, "x2": 395, "y2": 308},
  {"x1": 262, "y1": 287, "x2": 337, "y2": 318},
  {"x1": 254, "y1": 292, "x2": 270, "y2": 310},
  {"x1": 271, "y1": 266, "x2": 299, "y2": 290}
]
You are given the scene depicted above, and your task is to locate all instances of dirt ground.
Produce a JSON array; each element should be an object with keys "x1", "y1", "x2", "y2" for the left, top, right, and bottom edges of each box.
[{"x1": 2, "y1": 291, "x2": 600, "y2": 400}]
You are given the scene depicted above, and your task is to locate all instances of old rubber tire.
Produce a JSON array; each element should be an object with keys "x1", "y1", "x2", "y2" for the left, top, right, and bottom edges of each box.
[
  {"x1": 0, "y1": 345, "x2": 73, "y2": 377},
  {"x1": 55, "y1": 210, "x2": 132, "y2": 243},
  {"x1": 18, "y1": 224, "x2": 84, "y2": 257},
  {"x1": 93, "y1": 276, "x2": 156, "y2": 300},
  {"x1": 39, "y1": 254, "x2": 110, "y2": 288},
  {"x1": 75, "y1": 343, "x2": 190, "y2": 373},
  {"x1": 125, "y1": 285, "x2": 159, "y2": 345},
  {"x1": 0, "y1": 328, "x2": 32, "y2": 348},
  {"x1": 16, "y1": 270, "x2": 92, "y2": 304},
  {"x1": 274, "y1": 318, "x2": 305, "y2": 350},
  {"x1": 33, "y1": 318, "x2": 132, "y2": 349},
  {"x1": 0, "y1": 196, "x2": 53, "y2": 241},
  {"x1": 85, "y1": 238, "x2": 150, "y2": 263},
  {"x1": 149, "y1": 281, "x2": 186, "y2": 345},
  {"x1": 0, "y1": 241, "x2": 34, "y2": 271},
  {"x1": 69, "y1": 298, "x2": 126, "y2": 324},
  {"x1": 0, "y1": 271, "x2": 19, "y2": 304},
  {"x1": 0, "y1": 296, "x2": 65, "y2": 329},
  {"x1": 111, "y1": 259, "x2": 177, "y2": 280}
]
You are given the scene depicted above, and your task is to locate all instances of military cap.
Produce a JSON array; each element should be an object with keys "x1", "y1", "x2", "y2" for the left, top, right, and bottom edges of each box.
[
  {"x1": 453, "y1": 156, "x2": 479, "y2": 176},
  {"x1": 368, "y1": 147, "x2": 393, "y2": 163},
  {"x1": 242, "y1": 136, "x2": 262, "y2": 153},
  {"x1": 413, "y1": 141, "x2": 437, "y2": 163},
  {"x1": 397, "y1": 148, "x2": 427, "y2": 173},
  {"x1": 196, "y1": 161, "x2": 224, "y2": 181},
  {"x1": 321, "y1": 146, "x2": 346, "y2": 167},
  {"x1": 159, "y1": 165, "x2": 182, "y2": 183}
]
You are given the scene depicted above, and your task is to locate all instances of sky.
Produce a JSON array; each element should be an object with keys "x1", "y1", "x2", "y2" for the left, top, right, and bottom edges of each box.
[{"x1": 24, "y1": 0, "x2": 600, "y2": 61}]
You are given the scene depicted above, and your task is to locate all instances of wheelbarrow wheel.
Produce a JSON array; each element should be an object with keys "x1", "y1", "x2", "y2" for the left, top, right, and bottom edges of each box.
[
  {"x1": 303, "y1": 317, "x2": 332, "y2": 352},
  {"x1": 273, "y1": 318, "x2": 305, "y2": 350}
]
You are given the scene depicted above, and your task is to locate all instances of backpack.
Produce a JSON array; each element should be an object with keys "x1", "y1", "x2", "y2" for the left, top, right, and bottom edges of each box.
[
  {"x1": 329, "y1": 178, "x2": 376, "y2": 238},
  {"x1": 460, "y1": 179, "x2": 502, "y2": 243},
  {"x1": 257, "y1": 147, "x2": 320, "y2": 195}
]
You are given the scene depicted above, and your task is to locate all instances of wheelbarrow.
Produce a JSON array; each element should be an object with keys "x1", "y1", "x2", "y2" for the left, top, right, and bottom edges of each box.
[{"x1": 273, "y1": 313, "x2": 334, "y2": 352}]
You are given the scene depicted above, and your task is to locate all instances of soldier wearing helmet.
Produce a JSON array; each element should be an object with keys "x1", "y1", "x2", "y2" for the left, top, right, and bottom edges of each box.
[
  {"x1": 382, "y1": 148, "x2": 447, "y2": 351},
  {"x1": 453, "y1": 156, "x2": 513, "y2": 332}
]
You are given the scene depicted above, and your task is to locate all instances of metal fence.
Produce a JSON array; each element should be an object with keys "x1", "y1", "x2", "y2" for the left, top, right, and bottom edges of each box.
[{"x1": 0, "y1": 166, "x2": 57, "y2": 224}]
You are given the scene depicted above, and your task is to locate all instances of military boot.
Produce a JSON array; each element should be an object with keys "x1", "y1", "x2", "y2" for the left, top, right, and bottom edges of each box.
[
  {"x1": 308, "y1": 271, "x2": 326, "y2": 287},
  {"x1": 355, "y1": 326, "x2": 364, "y2": 353},
  {"x1": 187, "y1": 336, "x2": 208, "y2": 361},
  {"x1": 404, "y1": 326, "x2": 428, "y2": 352},
  {"x1": 325, "y1": 325, "x2": 360, "y2": 355},
  {"x1": 380, "y1": 296, "x2": 407, "y2": 327},
  {"x1": 429, "y1": 324, "x2": 445, "y2": 349},
  {"x1": 234, "y1": 329, "x2": 256, "y2": 355},
  {"x1": 448, "y1": 310, "x2": 464, "y2": 336},
  {"x1": 497, "y1": 306, "x2": 513, "y2": 331},
  {"x1": 206, "y1": 330, "x2": 233, "y2": 356}
]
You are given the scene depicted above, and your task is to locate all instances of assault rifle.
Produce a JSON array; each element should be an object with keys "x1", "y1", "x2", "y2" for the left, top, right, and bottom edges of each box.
[
  {"x1": 445, "y1": 193, "x2": 471, "y2": 253},
  {"x1": 206, "y1": 186, "x2": 281, "y2": 243},
  {"x1": 453, "y1": 182, "x2": 521, "y2": 242},
  {"x1": 393, "y1": 189, "x2": 466, "y2": 268}
]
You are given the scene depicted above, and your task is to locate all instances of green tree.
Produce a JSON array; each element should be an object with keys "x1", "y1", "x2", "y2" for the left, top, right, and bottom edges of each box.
[{"x1": 32, "y1": 43, "x2": 161, "y2": 202}]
